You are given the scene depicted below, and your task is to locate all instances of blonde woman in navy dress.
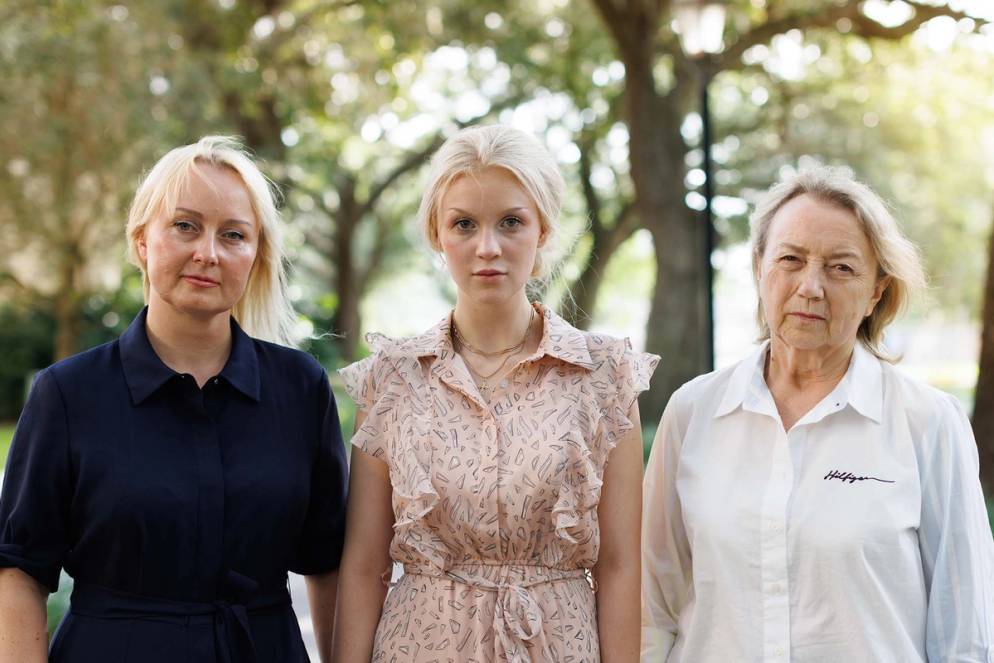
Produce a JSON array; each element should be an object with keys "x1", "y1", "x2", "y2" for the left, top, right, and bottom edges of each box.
[{"x1": 0, "y1": 136, "x2": 347, "y2": 662}]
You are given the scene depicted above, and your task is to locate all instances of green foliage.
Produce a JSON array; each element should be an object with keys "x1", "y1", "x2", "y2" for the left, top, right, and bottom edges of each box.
[{"x1": 0, "y1": 423, "x2": 13, "y2": 467}]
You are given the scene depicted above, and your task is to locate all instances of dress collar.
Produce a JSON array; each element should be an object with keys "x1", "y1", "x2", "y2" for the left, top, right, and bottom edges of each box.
[
  {"x1": 120, "y1": 307, "x2": 261, "y2": 404},
  {"x1": 399, "y1": 303, "x2": 595, "y2": 370}
]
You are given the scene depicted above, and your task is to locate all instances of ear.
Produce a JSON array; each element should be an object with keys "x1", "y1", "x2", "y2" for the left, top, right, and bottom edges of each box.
[
  {"x1": 136, "y1": 230, "x2": 148, "y2": 263},
  {"x1": 537, "y1": 224, "x2": 548, "y2": 248},
  {"x1": 865, "y1": 275, "x2": 891, "y2": 317}
]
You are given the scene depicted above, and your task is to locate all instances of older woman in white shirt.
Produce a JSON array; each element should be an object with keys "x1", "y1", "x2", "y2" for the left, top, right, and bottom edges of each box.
[{"x1": 642, "y1": 165, "x2": 994, "y2": 662}]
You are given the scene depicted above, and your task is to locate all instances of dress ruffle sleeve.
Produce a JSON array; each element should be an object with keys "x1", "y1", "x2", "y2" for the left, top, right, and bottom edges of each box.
[
  {"x1": 553, "y1": 338, "x2": 659, "y2": 547},
  {"x1": 338, "y1": 334, "x2": 445, "y2": 565}
]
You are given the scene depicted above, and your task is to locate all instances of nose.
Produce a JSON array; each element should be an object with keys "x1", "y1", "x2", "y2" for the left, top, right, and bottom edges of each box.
[
  {"x1": 475, "y1": 227, "x2": 501, "y2": 260},
  {"x1": 796, "y1": 264, "x2": 825, "y2": 299},
  {"x1": 193, "y1": 233, "x2": 219, "y2": 266}
]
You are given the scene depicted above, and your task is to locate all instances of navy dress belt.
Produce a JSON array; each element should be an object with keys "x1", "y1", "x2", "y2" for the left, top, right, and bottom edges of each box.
[{"x1": 68, "y1": 581, "x2": 292, "y2": 663}]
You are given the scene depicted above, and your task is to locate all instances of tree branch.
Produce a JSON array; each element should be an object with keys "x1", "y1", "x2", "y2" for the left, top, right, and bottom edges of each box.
[{"x1": 718, "y1": 0, "x2": 988, "y2": 71}]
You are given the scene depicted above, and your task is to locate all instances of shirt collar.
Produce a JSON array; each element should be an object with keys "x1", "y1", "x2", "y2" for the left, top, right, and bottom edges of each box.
[
  {"x1": 715, "y1": 341, "x2": 772, "y2": 418},
  {"x1": 401, "y1": 303, "x2": 595, "y2": 370},
  {"x1": 714, "y1": 340, "x2": 883, "y2": 424},
  {"x1": 120, "y1": 307, "x2": 261, "y2": 404}
]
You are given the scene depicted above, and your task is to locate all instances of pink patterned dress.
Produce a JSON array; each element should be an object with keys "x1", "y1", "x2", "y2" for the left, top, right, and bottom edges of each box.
[{"x1": 340, "y1": 304, "x2": 658, "y2": 662}]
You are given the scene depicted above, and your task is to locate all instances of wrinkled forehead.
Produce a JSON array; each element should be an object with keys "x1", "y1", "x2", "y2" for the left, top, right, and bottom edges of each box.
[{"x1": 766, "y1": 193, "x2": 874, "y2": 260}]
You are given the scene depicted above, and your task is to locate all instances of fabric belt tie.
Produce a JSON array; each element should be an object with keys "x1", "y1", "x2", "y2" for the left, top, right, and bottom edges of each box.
[
  {"x1": 69, "y1": 573, "x2": 290, "y2": 663},
  {"x1": 403, "y1": 562, "x2": 590, "y2": 663}
]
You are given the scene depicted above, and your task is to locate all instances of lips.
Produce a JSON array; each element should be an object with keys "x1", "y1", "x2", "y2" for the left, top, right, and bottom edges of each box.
[
  {"x1": 182, "y1": 274, "x2": 220, "y2": 287},
  {"x1": 789, "y1": 312, "x2": 824, "y2": 321},
  {"x1": 473, "y1": 269, "x2": 506, "y2": 277}
]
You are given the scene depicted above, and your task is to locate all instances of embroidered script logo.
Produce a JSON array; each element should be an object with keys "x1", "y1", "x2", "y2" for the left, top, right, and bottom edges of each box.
[{"x1": 823, "y1": 469, "x2": 895, "y2": 485}]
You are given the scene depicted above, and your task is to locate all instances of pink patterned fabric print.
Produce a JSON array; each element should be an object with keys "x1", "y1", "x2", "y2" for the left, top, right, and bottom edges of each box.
[{"x1": 340, "y1": 303, "x2": 659, "y2": 663}]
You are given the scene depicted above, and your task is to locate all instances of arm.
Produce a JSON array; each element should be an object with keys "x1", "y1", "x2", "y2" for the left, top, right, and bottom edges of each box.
[
  {"x1": 331, "y1": 416, "x2": 395, "y2": 663},
  {"x1": 305, "y1": 570, "x2": 338, "y2": 662},
  {"x1": 594, "y1": 401, "x2": 644, "y2": 663},
  {"x1": 641, "y1": 396, "x2": 692, "y2": 662},
  {"x1": 918, "y1": 395, "x2": 994, "y2": 662},
  {"x1": 0, "y1": 567, "x2": 48, "y2": 662}
]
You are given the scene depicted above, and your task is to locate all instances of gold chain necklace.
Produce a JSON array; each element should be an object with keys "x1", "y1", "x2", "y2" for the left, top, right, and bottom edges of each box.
[
  {"x1": 451, "y1": 307, "x2": 535, "y2": 359},
  {"x1": 452, "y1": 308, "x2": 536, "y2": 401}
]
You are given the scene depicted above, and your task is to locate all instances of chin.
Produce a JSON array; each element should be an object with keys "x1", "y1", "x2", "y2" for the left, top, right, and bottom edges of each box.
[{"x1": 457, "y1": 281, "x2": 525, "y2": 306}]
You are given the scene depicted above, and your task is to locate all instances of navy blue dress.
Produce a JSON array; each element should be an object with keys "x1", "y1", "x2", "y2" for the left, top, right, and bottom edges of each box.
[{"x1": 0, "y1": 309, "x2": 348, "y2": 662}]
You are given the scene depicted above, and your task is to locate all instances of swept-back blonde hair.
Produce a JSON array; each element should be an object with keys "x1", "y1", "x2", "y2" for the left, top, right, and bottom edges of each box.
[
  {"x1": 750, "y1": 164, "x2": 926, "y2": 361},
  {"x1": 125, "y1": 136, "x2": 296, "y2": 346},
  {"x1": 417, "y1": 124, "x2": 565, "y2": 278}
]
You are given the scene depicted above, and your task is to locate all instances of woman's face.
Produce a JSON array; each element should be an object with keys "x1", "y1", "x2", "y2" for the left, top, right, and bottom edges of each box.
[
  {"x1": 138, "y1": 163, "x2": 259, "y2": 322},
  {"x1": 757, "y1": 193, "x2": 889, "y2": 356},
  {"x1": 437, "y1": 167, "x2": 545, "y2": 307}
]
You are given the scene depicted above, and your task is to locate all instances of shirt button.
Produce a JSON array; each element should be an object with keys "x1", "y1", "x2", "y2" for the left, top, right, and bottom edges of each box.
[
  {"x1": 500, "y1": 379, "x2": 509, "y2": 388},
  {"x1": 775, "y1": 646, "x2": 786, "y2": 657}
]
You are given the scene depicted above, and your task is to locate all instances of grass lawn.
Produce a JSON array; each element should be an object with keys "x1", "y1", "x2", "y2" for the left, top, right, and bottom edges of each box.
[{"x1": 0, "y1": 422, "x2": 13, "y2": 467}]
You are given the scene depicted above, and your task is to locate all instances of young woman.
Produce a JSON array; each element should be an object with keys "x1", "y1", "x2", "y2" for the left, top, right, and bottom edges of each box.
[
  {"x1": 0, "y1": 136, "x2": 348, "y2": 662},
  {"x1": 334, "y1": 125, "x2": 657, "y2": 663}
]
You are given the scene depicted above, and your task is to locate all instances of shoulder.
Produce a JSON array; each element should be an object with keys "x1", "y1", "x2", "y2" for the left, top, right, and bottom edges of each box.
[
  {"x1": 44, "y1": 338, "x2": 122, "y2": 391},
  {"x1": 664, "y1": 361, "x2": 742, "y2": 425},
  {"x1": 880, "y1": 361, "x2": 968, "y2": 435},
  {"x1": 251, "y1": 338, "x2": 329, "y2": 390}
]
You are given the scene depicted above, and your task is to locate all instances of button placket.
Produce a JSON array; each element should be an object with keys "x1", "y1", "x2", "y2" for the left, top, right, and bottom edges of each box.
[{"x1": 760, "y1": 425, "x2": 793, "y2": 662}]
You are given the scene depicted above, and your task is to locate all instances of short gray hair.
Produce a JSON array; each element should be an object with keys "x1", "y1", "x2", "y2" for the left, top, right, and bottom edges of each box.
[
  {"x1": 417, "y1": 125, "x2": 565, "y2": 278},
  {"x1": 749, "y1": 165, "x2": 926, "y2": 361}
]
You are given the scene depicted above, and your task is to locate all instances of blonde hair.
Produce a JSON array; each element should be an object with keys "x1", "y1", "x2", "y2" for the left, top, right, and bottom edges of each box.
[
  {"x1": 126, "y1": 136, "x2": 296, "y2": 346},
  {"x1": 417, "y1": 125, "x2": 565, "y2": 278},
  {"x1": 750, "y1": 165, "x2": 926, "y2": 361}
]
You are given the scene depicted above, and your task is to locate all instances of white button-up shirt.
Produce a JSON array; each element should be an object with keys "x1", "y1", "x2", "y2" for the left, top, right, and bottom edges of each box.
[{"x1": 642, "y1": 341, "x2": 994, "y2": 662}]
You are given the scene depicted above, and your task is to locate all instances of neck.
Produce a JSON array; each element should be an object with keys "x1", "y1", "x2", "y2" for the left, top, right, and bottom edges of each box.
[
  {"x1": 452, "y1": 294, "x2": 535, "y2": 352},
  {"x1": 766, "y1": 338, "x2": 854, "y2": 392},
  {"x1": 145, "y1": 302, "x2": 233, "y2": 383}
]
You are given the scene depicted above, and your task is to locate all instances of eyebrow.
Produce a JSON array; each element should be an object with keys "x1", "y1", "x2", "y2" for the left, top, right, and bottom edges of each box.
[
  {"x1": 445, "y1": 206, "x2": 531, "y2": 215},
  {"x1": 175, "y1": 207, "x2": 253, "y2": 228},
  {"x1": 776, "y1": 242, "x2": 863, "y2": 261}
]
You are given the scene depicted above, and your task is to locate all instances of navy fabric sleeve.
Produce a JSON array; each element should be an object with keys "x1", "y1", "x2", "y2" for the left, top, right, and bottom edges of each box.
[
  {"x1": 0, "y1": 368, "x2": 72, "y2": 591},
  {"x1": 289, "y1": 370, "x2": 349, "y2": 575}
]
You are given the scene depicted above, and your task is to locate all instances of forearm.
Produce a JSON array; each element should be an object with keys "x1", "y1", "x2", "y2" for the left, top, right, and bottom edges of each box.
[
  {"x1": 595, "y1": 562, "x2": 641, "y2": 663},
  {"x1": 305, "y1": 570, "x2": 339, "y2": 663},
  {"x1": 0, "y1": 568, "x2": 48, "y2": 663},
  {"x1": 330, "y1": 562, "x2": 388, "y2": 663}
]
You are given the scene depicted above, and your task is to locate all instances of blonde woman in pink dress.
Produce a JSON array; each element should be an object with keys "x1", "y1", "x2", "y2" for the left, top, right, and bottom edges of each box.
[{"x1": 332, "y1": 125, "x2": 658, "y2": 663}]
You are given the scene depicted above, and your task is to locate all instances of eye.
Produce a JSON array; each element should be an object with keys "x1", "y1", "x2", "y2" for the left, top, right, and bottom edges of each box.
[
  {"x1": 173, "y1": 219, "x2": 197, "y2": 232},
  {"x1": 222, "y1": 230, "x2": 247, "y2": 241},
  {"x1": 454, "y1": 218, "x2": 475, "y2": 231},
  {"x1": 833, "y1": 264, "x2": 854, "y2": 274},
  {"x1": 500, "y1": 216, "x2": 523, "y2": 229},
  {"x1": 778, "y1": 254, "x2": 800, "y2": 264}
]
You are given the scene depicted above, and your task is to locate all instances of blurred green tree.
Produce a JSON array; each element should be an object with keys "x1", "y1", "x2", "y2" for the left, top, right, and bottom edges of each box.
[{"x1": 0, "y1": 1, "x2": 171, "y2": 358}]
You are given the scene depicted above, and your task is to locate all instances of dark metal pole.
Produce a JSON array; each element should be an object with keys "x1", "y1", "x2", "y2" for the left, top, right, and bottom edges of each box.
[{"x1": 700, "y1": 68, "x2": 715, "y2": 371}]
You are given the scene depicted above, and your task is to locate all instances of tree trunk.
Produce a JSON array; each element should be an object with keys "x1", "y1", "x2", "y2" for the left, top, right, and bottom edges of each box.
[
  {"x1": 972, "y1": 202, "x2": 994, "y2": 495},
  {"x1": 622, "y1": 53, "x2": 710, "y2": 425},
  {"x1": 331, "y1": 182, "x2": 361, "y2": 361},
  {"x1": 53, "y1": 256, "x2": 81, "y2": 360},
  {"x1": 562, "y1": 240, "x2": 610, "y2": 330}
]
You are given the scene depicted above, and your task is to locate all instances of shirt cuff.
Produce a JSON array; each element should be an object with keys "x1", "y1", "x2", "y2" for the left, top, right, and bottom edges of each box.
[{"x1": 641, "y1": 625, "x2": 676, "y2": 662}]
